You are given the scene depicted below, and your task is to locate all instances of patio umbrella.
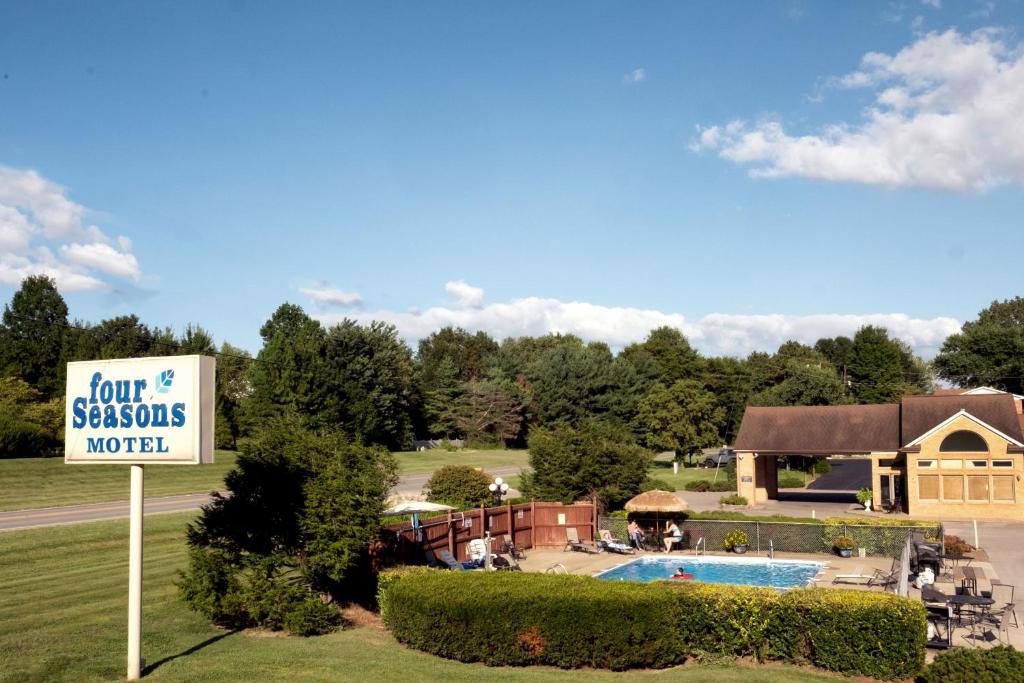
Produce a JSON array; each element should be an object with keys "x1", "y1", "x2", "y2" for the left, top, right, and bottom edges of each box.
[
  {"x1": 383, "y1": 500, "x2": 455, "y2": 542},
  {"x1": 623, "y1": 490, "x2": 688, "y2": 547}
]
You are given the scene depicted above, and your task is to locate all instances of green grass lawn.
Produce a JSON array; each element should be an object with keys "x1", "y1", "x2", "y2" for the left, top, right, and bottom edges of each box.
[
  {"x1": 0, "y1": 449, "x2": 531, "y2": 512},
  {"x1": 392, "y1": 448, "x2": 530, "y2": 476},
  {"x1": 0, "y1": 452, "x2": 239, "y2": 512},
  {"x1": 646, "y1": 462, "x2": 731, "y2": 491},
  {"x1": 0, "y1": 514, "x2": 842, "y2": 683}
]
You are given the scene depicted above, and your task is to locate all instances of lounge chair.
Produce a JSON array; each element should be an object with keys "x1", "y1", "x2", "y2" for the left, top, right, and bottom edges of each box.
[
  {"x1": 502, "y1": 534, "x2": 525, "y2": 560},
  {"x1": 597, "y1": 529, "x2": 636, "y2": 555},
  {"x1": 436, "y1": 548, "x2": 481, "y2": 570},
  {"x1": 831, "y1": 566, "x2": 876, "y2": 586},
  {"x1": 868, "y1": 558, "x2": 901, "y2": 590},
  {"x1": 564, "y1": 527, "x2": 599, "y2": 554}
]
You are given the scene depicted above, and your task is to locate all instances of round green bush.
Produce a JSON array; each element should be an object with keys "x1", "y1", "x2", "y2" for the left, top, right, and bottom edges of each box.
[
  {"x1": 919, "y1": 645, "x2": 1024, "y2": 683},
  {"x1": 684, "y1": 479, "x2": 711, "y2": 492},
  {"x1": 424, "y1": 464, "x2": 493, "y2": 509},
  {"x1": 812, "y1": 459, "x2": 832, "y2": 474},
  {"x1": 0, "y1": 413, "x2": 46, "y2": 459},
  {"x1": 777, "y1": 473, "x2": 805, "y2": 489}
]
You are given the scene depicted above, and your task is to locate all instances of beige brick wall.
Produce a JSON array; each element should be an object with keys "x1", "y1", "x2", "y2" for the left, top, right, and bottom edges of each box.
[{"x1": 905, "y1": 414, "x2": 1024, "y2": 520}]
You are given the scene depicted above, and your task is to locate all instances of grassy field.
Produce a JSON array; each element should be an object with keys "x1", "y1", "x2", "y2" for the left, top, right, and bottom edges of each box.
[
  {"x1": 0, "y1": 513, "x2": 842, "y2": 683},
  {"x1": 0, "y1": 449, "x2": 531, "y2": 512},
  {"x1": 392, "y1": 448, "x2": 529, "y2": 475},
  {"x1": 0, "y1": 452, "x2": 240, "y2": 512},
  {"x1": 646, "y1": 462, "x2": 731, "y2": 491}
]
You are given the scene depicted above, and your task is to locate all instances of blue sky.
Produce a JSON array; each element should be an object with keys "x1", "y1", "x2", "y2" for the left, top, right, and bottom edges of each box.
[{"x1": 1, "y1": 1, "x2": 1022, "y2": 357}]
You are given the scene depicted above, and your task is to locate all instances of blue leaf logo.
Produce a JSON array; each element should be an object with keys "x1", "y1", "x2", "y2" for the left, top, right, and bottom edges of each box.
[{"x1": 155, "y1": 369, "x2": 174, "y2": 394}]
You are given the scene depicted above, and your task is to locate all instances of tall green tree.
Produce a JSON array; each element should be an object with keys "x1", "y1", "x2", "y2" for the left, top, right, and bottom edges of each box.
[
  {"x1": 847, "y1": 326, "x2": 909, "y2": 404},
  {"x1": 523, "y1": 420, "x2": 651, "y2": 508},
  {"x1": 635, "y1": 380, "x2": 725, "y2": 457},
  {"x1": 322, "y1": 319, "x2": 415, "y2": 450},
  {"x1": 244, "y1": 304, "x2": 327, "y2": 426},
  {"x1": 751, "y1": 364, "x2": 848, "y2": 406},
  {"x1": 0, "y1": 276, "x2": 68, "y2": 398},
  {"x1": 704, "y1": 356, "x2": 752, "y2": 444},
  {"x1": 178, "y1": 324, "x2": 216, "y2": 355},
  {"x1": 215, "y1": 342, "x2": 251, "y2": 449},
  {"x1": 621, "y1": 327, "x2": 706, "y2": 385},
  {"x1": 526, "y1": 343, "x2": 640, "y2": 427},
  {"x1": 449, "y1": 373, "x2": 528, "y2": 446},
  {"x1": 933, "y1": 297, "x2": 1024, "y2": 395}
]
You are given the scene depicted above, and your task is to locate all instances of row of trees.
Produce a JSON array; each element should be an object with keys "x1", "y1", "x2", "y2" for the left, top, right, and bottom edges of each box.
[{"x1": 2, "y1": 275, "x2": 1020, "y2": 457}]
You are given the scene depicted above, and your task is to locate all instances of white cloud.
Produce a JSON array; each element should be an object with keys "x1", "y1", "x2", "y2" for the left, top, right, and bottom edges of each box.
[
  {"x1": 299, "y1": 286, "x2": 363, "y2": 308},
  {"x1": 313, "y1": 283, "x2": 960, "y2": 358},
  {"x1": 60, "y1": 242, "x2": 141, "y2": 281},
  {"x1": 623, "y1": 68, "x2": 647, "y2": 84},
  {"x1": 921, "y1": 0, "x2": 941, "y2": 9},
  {"x1": 445, "y1": 280, "x2": 484, "y2": 308},
  {"x1": 694, "y1": 29, "x2": 1024, "y2": 192},
  {"x1": 0, "y1": 165, "x2": 143, "y2": 292}
]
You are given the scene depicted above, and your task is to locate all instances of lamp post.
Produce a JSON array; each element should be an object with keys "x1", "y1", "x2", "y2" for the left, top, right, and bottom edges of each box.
[{"x1": 488, "y1": 476, "x2": 509, "y2": 507}]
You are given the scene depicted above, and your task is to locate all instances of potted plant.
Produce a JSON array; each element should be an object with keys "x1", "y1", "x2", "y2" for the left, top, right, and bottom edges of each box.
[
  {"x1": 856, "y1": 488, "x2": 873, "y2": 511},
  {"x1": 833, "y1": 536, "x2": 855, "y2": 558},
  {"x1": 724, "y1": 529, "x2": 749, "y2": 554}
]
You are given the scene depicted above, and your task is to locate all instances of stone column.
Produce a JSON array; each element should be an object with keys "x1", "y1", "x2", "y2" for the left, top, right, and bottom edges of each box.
[{"x1": 736, "y1": 451, "x2": 757, "y2": 502}]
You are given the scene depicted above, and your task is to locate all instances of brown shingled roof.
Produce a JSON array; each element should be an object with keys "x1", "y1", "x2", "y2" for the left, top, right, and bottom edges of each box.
[
  {"x1": 734, "y1": 404, "x2": 900, "y2": 453},
  {"x1": 901, "y1": 394, "x2": 1024, "y2": 445},
  {"x1": 734, "y1": 394, "x2": 1024, "y2": 454}
]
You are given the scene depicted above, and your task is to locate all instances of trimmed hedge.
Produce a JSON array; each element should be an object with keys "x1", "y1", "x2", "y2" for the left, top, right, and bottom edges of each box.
[
  {"x1": 919, "y1": 645, "x2": 1024, "y2": 682},
  {"x1": 379, "y1": 569, "x2": 926, "y2": 679}
]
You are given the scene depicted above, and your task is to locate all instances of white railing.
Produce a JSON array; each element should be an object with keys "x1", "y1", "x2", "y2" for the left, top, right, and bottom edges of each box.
[{"x1": 694, "y1": 537, "x2": 705, "y2": 555}]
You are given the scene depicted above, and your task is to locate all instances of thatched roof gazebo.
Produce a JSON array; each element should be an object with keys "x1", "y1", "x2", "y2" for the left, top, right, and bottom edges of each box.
[
  {"x1": 624, "y1": 490, "x2": 688, "y2": 513},
  {"x1": 623, "y1": 490, "x2": 688, "y2": 549}
]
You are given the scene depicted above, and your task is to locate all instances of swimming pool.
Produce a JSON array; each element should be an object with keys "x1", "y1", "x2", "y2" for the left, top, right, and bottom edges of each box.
[{"x1": 595, "y1": 555, "x2": 823, "y2": 589}]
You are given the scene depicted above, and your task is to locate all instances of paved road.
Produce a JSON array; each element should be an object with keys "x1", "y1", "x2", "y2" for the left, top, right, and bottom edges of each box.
[
  {"x1": 806, "y1": 458, "x2": 872, "y2": 491},
  {"x1": 0, "y1": 465, "x2": 524, "y2": 532}
]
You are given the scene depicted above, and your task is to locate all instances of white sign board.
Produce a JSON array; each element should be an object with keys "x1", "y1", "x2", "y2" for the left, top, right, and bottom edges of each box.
[{"x1": 65, "y1": 355, "x2": 215, "y2": 465}]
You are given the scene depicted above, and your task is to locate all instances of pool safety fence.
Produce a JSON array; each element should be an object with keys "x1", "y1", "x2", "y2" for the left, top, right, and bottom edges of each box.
[
  {"x1": 600, "y1": 516, "x2": 942, "y2": 558},
  {"x1": 385, "y1": 500, "x2": 599, "y2": 565}
]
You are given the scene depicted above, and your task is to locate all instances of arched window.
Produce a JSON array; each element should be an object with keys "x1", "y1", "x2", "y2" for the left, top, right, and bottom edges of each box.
[{"x1": 939, "y1": 430, "x2": 989, "y2": 453}]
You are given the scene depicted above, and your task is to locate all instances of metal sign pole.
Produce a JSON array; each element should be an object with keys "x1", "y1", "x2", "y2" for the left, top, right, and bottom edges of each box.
[{"x1": 127, "y1": 464, "x2": 144, "y2": 681}]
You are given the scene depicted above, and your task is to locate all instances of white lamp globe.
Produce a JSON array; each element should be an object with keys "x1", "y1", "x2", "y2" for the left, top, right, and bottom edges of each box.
[
  {"x1": 488, "y1": 483, "x2": 498, "y2": 492},
  {"x1": 500, "y1": 483, "x2": 509, "y2": 492},
  {"x1": 494, "y1": 477, "x2": 503, "y2": 486}
]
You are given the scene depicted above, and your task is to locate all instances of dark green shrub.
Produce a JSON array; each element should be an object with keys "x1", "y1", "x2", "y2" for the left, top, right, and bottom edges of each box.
[
  {"x1": 640, "y1": 477, "x2": 674, "y2": 492},
  {"x1": 683, "y1": 479, "x2": 734, "y2": 493},
  {"x1": 423, "y1": 464, "x2": 493, "y2": 509},
  {"x1": 379, "y1": 570, "x2": 926, "y2": 679},
  {"x1": 812, "y1": 459, "x2": 832, "y2": 474},
  {"x1": 777, "y1": 473, "x2": 805, "y2": 489},
  {"x1": 524, "y1": 421, "x2": 652, "y2": 508},
  {"x1": 0, "y1": 413, "x2": 47, "y2": 459},
  {"x1": 178, "y1": 418, "x2": 397, "y2": 635},
  {"x1": 719, "y1": 494, "x2": 747, "y2": 506},
  {"x1": 919, "y1": 645, "x2": 1024, "y2": 683},
  {"x1": 283, "y1": 596, "x2": 343, "y2": 636}
]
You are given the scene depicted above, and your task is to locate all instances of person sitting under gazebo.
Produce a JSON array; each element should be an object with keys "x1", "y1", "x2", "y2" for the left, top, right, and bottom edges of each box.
[
  {"x1": 663, "y1": 519, "x2": 682, "y2": 553},
  {"x1": 627, "y1": 519, "x2": 645, "y2": 550}
]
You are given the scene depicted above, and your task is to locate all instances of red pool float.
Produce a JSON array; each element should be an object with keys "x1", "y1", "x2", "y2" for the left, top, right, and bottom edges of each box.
[{"x1": 670, "y1": 571, "x2": 694, "y2": 580}]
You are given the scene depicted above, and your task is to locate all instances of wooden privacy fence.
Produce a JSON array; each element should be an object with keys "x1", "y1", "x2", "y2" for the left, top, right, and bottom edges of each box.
[{"x1": 384, "y1": 500, "x2": 598, "y2": 564}]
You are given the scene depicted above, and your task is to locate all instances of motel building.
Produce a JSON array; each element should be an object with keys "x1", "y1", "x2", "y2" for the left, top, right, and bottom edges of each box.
[{"x1": 732, "y1": 387, "x2": 1024, "y2": 520}]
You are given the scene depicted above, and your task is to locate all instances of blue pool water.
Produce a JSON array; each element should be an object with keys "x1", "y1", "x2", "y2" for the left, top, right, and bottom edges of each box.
[{"x1": 596, "y1": 556, "x2": 822, "y2": 589}]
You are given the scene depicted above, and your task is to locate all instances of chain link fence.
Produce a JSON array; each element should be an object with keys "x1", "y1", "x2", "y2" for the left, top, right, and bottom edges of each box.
[{"x1": 598, "y1": 516, "x2": 942, "y2": 558}]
